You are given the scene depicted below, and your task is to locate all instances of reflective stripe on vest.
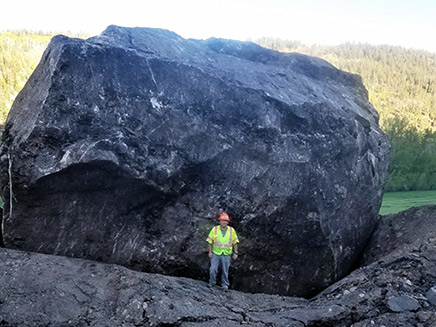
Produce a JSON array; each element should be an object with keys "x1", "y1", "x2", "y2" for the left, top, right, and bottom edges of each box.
[{"x1": 213, "y1": 226, "x2": 234, "y2": 248}]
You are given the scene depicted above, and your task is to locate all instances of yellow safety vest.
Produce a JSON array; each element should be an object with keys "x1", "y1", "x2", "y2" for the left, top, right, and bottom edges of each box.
[{"x1": 206, "y1": 226, "x2": 239, "y2": 256}]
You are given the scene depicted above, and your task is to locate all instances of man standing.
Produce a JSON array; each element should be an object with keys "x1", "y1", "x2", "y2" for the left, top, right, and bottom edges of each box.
[{"x1": 206, "y1": 212, "x2": 239, "y2": 292}]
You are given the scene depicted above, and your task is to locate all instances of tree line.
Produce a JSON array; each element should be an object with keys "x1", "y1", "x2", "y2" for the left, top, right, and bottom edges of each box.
[
  {"x1": 1, "y1": 31, "x2": 436, "y2": 192},
  {"x1": 0, "y1": 30, "x2": 87, "y2": 122},
  {"x1": 383, "y1": 118, "x2": 436, "y2": 191}
]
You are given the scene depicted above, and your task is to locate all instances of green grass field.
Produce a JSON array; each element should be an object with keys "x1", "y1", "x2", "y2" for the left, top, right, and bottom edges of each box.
[{"x1": 380, "y1": 190, "x2": 436, "y2": 215}]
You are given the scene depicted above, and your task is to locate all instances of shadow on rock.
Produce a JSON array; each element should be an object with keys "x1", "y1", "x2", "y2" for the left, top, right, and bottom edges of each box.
[{"x1": 1, "y1": 206, "x2": 436, "y2": 326}]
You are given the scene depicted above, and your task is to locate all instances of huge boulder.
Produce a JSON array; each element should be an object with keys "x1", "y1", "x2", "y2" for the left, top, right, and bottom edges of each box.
[{"x1": 0, "y1": 25, "x2": 389, "y2": 297}]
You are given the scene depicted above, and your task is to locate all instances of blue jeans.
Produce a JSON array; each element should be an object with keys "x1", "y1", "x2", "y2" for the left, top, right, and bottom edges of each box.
[{"x1": 209, "y1": 254, "x2": 231, "y2": 289}]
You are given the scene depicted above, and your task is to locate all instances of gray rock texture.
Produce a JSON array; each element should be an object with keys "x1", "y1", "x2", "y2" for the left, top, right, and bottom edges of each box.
[
  {"x1": 0, "y1": 25, "x2": 389, "y2": 297},
  {"x1": 2, "y1": 204, "x2": 436, "y2": 327},
  {"x1": 360, "y1": 205, "x2": 436, "y2": 266},
  {"x1": 426, "y1": 286, "x2": 436, "y2": 306},
  {"x1": 388, "y1": 295, "x2": 421, "y2": 312}
]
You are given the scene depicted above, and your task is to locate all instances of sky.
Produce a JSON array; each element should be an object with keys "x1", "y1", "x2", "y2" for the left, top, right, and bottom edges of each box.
[{"x1": 1, "y1": 0, "x2": 436, "y2": 53}]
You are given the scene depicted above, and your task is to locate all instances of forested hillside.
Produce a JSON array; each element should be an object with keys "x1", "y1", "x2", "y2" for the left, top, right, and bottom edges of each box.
[
  {"x1": 0, "y1": 31, "x2": 87, "y2": 122},
  {"x1": 1, "y1": 31, "x2": 436, "y2": 191}
]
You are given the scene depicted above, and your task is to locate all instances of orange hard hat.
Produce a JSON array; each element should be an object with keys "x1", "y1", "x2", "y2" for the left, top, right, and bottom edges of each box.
[{"x1": 219, "y1": 212, "x2": 230, "y2": 221}]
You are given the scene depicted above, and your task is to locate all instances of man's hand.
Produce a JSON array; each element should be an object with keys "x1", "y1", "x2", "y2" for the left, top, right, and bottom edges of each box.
[
  {"x1": 208, "y1": 252, "x2": 213, "y2": 259},
  {"x1": 232, "y1": 253, "x2": 238, "y2": 260}
]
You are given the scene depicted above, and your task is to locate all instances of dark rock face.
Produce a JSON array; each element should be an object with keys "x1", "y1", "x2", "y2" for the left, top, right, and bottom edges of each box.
[
  {"x1": 2, "y1": 209, "x2": 436, "y2": 327},
  {"x1": 360, "y1": 205, "x2": 436, "y2": 266},
  {"x1": 0, "y1": 25, "x2": 389, "y2": 297}
]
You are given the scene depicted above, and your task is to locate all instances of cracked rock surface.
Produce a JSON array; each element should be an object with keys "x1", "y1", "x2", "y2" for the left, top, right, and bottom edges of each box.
[
  {"x1": 360, "y1": 205, "x2": 436, "y2": 266},
  {"x1": 2, "y1": 204, "x2": 436, "y2": 327},
  {"x1": 0, "y1": 25, "x2": 389, "y2": 297}
]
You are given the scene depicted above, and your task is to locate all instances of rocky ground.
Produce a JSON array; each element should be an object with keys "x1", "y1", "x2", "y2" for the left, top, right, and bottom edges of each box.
[{"x1": 1, "y1": 206, "x2": 436, "y2": 326}]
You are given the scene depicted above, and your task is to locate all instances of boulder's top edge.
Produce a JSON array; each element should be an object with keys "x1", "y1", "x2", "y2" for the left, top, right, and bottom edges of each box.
[{"x1": 45, "y1": 26, "x2": 361, "y2": 93}]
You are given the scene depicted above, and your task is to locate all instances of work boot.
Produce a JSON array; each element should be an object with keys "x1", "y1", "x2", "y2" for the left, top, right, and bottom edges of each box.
[{"x1": 222, "y1": 287, "x2": 229, "y2": 292}]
